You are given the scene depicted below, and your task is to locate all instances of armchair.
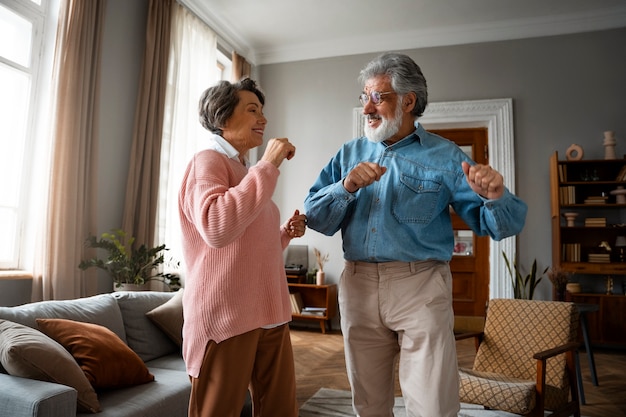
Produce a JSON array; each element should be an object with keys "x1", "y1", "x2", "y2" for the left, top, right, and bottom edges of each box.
[{"x1": 455, "y1": 298, "x2": 581, "y2": 417}]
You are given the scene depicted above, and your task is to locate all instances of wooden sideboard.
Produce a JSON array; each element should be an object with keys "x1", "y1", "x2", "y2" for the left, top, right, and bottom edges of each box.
[{"x1": 569, "y1": 293, "x2": 626, "y2": 347}]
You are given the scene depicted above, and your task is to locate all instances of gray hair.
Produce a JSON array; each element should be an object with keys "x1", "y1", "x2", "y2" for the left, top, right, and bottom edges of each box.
[
  {"x1": 358, "y1": 52, "x2": 428, "y2": 118},
  {"x1": 198, "y1": 78, "x2": 265, "y2": 135}
]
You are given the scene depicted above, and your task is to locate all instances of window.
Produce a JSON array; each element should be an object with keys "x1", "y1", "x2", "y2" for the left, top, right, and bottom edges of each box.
[{"x1": 0, "y1": 0, "x2": 59, "y2": 269}]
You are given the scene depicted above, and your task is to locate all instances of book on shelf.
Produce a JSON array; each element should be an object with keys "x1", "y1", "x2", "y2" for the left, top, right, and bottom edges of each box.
[
  {"x1": 616, "y1": 165, "x2": 626, "y2": 181},
  {"x1": 584, "y1": 217, "x2": 607, "y2": 227},
  {"x1": 588, "y1": 253, "x2": 611, "y2": 263},
  {"x1": 558, "y1": 164, "x2": 567, "y2": 182},
  {"x1": 289, "y1": 292, "x2": 304, "y2": 314},
  {"x1": 559, "y1": 186, "x2": 576, "y2": 204},
  {"x1": 300, "y1": 306, "x2": 327, "y2": 316},
  {"x1": 561, "y1": 243, "x2": 581, "y2": 262},
  {"x1": 583, "y1": 196, "x2": 608, "y2": 205}
]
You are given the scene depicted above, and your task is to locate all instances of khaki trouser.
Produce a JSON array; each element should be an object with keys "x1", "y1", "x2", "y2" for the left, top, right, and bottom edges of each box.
[
  {"x1": 340, "y1": 260, "x2": 460, "y2": 417},
  {"x1": 188, "y1": 324, "x2": 298, "y2": 417}
]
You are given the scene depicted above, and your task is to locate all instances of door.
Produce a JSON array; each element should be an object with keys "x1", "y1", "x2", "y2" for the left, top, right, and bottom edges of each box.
[{"x1": 430, "y1": 128, "x2": 490, "y2": 318}]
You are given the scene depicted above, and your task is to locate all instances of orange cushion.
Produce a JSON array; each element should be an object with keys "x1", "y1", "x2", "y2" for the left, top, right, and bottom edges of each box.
[{"x1": 37, "y1": 318, "x2": 154, "y2": 389}]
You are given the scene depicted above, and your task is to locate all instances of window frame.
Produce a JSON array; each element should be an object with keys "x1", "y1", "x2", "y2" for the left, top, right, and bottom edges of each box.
[{"x1": 0, "y1": 0, "x2": 57, "y2": 269}]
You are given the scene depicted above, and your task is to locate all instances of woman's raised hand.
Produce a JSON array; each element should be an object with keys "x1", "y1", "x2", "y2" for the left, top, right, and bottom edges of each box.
[{"x1": 261, "y1": 138, "x2": 296, "y2": 168}]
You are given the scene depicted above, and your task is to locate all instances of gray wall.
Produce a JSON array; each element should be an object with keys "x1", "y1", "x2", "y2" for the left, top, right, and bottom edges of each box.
[
  {"x1": 95, "y1": 0, "x2": 148, "y2": 293},
  {"x1": 259, "y1": 28, "x2": 626, "y2": 300},
  {"x1": 4, "y1": 1, "x2": 624, "y2": 304}
]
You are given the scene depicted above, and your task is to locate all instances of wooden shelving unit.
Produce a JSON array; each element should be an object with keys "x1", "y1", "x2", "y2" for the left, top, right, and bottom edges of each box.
[
  {"x1": 288, "y1": 283, "x2": 337, "y2": 334},
  {"x1": 550, "y1": 151, "x2": 626, "y2": 347}
]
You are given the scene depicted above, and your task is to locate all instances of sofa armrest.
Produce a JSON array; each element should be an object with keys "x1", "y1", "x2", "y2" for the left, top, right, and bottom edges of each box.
[{"x1": 0, "y1": 373, "x2": 77, "y2": 417}]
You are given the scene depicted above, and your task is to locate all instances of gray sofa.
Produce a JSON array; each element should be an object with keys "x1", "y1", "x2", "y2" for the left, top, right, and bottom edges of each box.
[{"x1": 0, "y1": 291, "x2": 252, "y2": 417}]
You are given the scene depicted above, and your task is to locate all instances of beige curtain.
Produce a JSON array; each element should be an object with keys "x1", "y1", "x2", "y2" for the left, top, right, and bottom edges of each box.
[
  {"x1": 33, "y1": 0, "x2": 106, "y2": 300},
  {"x1": 231, "y1": 51, "x2": 251, "y2": 81},
  {"x1": 121, "y1": 0, "x2": 172, "y2": 249}
]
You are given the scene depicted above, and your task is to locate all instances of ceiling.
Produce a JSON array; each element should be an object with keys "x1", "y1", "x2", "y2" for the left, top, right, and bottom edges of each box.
[{"x1": 181, "y1": 0, "x2": 626, "y2": 65}]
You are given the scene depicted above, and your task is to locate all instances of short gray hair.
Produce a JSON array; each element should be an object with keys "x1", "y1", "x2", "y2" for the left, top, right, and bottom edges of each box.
[
  {"x1": 358, "y1": 52, "x2": 428, "y2": 118},
  {"x1": 198, "y1": 78, "x2": 265, "y2": 135}
]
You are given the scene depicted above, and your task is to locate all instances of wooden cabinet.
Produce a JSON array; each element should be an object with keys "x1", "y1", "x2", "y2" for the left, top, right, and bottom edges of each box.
[
  {"x1": 570, "y1": 293, "x2": 626, "y2": 347},
  {"x1": 288, "y1": 283, "x2": 338, "y2": 334},
  {"x1": 550, "y1": 151, "x2": 626, "y2": 347}
]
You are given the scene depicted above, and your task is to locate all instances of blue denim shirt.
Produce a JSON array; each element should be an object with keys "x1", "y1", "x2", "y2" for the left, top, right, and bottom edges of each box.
[{"x1": 304, "y1": 123, "x2": 527, "y2": 262}]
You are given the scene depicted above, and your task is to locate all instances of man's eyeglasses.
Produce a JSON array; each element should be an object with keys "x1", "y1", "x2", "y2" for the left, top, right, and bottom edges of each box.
[{"x1": 359, "y1": 91, "x2": 394, "y2": 106}]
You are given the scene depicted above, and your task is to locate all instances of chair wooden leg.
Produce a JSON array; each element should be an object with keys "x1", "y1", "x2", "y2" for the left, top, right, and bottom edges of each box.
[
  {"x1": 566, "y1": 351, "x2": 582, "y2": 417},
  {"x1": 574, "y1": 350, "x2": 585, "y2": 405}
]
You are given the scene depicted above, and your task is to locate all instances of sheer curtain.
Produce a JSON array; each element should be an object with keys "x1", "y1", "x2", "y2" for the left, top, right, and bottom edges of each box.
[
  {"x1": 33, "y1": 0, "x2": 106, "y2": 300},
  {"x1": 156, "y1": 3, "x2": 220, "y2": 281}
]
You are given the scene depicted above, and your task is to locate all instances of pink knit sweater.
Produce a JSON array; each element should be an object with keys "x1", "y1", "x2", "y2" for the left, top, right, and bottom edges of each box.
[{"x1": 178, "y1": 150, "x2": 293, "y2": 378}]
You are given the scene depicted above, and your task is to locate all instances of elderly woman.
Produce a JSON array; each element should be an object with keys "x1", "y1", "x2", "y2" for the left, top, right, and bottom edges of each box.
[{"x1": 178, "y1": 78, "x2": 306, "y2": 417}]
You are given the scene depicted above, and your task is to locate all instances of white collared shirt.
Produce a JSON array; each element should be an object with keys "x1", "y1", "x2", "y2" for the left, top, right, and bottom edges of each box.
[{"x1": 205, "y1": 133, "x2": 249, "y2": 168}]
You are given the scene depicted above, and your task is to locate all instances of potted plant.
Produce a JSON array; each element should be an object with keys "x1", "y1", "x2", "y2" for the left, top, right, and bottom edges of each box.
[
  {"x1": 502, "y1": 251, "x2": 547, "y2": 300},
  {"x1": 79, "y1": 229, "x2": 180, "y2": 291},
  {"x1": 547, "y1": 265, "x2": 570, "y2": 301}
]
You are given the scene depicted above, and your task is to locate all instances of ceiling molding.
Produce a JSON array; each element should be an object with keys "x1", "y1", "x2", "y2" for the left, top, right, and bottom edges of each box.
[
  {"x1": 177, "y1": 0, "x2": 257, "y2": 65},
  {"x1": 256, "y1": 6, "x2": 626, "y2": 65},
  {"x1": 179, "y1": 1, "x2": 626, "y2": 66}
]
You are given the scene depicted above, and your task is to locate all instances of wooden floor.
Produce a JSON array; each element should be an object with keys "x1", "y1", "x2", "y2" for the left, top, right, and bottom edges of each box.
[{"x1": 290, "y1": 327, "x2": 626, "y2": 417}]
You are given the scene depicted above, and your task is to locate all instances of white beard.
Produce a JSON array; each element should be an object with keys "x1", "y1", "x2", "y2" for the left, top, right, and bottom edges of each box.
[{"x1": 364, "y1": 100, "x2": 404, "y2": 143}]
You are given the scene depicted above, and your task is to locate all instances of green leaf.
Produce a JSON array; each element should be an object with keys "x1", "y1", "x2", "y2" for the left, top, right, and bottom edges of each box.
[{"x1": 78, "y1": 229, "x2": 180, "y2": 289}]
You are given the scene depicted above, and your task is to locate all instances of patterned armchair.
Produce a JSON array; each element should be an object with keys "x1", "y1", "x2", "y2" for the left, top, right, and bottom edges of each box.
[{"x1": 455, "y1": 298, "x2": 581, "y2": 417}]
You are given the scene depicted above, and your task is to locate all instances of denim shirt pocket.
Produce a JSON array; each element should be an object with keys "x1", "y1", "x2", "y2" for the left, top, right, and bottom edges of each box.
[{"x1": 392, "y1": 174, "x2": 441, "y2": 224}]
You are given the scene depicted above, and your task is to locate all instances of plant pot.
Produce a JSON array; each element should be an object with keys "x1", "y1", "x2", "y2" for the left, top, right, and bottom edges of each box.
[
  {"x1": 114, "y1": 283, "x2": 150, "y2": 292},
  {"x1": 316, "y1": 270, "x2": 325, "y2": 286}
]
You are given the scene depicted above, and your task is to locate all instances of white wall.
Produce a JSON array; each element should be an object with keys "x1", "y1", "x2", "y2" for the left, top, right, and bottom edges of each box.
[{"x1": 259, "y1": 28, "x2": 626, "y2": 300}]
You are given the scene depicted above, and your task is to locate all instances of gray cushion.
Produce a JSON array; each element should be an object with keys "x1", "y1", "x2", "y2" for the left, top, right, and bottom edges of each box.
[
  {"x1": 0, "y1": 293, "x2": 126, "y2": 342},
  {"x1": 113, "y1": 291, "x2": 178, "y2": 362},
  {"x1": 146, "y1": 353, "x2": 187, "y2": 372},
  {"x1": 77, "y1": 367, "x2": 190, "y2": 417},
  {"x1": 145, "y1": 289, "x2": 184, "y2": 347},
  {"x1": 0, "y1": 372, "x2": 78, "y2": 417},
  {"x1": 0, "y1": 319, "x2": 101, "y2": 413}
]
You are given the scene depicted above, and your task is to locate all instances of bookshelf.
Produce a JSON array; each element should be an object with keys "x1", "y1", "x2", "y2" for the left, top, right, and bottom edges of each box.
[
  {"x1": 288, "y1": 283, "x2": 337, "y2": 334},
  {"x1": 550, "y1": 151, "x2": 626, "y2": 347},
  {"x1": 550, "y1": 151, "x2": 626, "y2": 273}
]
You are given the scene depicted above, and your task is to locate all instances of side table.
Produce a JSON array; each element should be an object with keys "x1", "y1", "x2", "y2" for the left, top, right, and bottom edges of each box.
[
  {"x1": 288, "y1": 283, "x2": 337, "y2": 334},
  {"x1": 574, "y1": 303, "x2": 600, "y2": 405}
]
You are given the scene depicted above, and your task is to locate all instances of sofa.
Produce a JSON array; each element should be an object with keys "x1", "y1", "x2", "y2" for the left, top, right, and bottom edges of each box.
[{"x1": 0, "y1": 290, "x2": 252, "y2": 417}]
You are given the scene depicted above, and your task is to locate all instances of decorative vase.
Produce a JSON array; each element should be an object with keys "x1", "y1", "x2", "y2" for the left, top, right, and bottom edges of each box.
[
  {"x1": 316, "y1": 270, "x2": 325, "y2": 286},
  {"x1": 565, "y1": 143, "x2": 584, "y2": 161},
  {"x1": 566, "y1": 283, "x2": 581, "y2": 294},
  {"x1": 603, "y1": 131, "x2": 616, "y2": 160},
  {"x1": 563, "y1": 212, "x2": 578, "y2": 227},
  {"x1": 611, "y1": 186, "x2": 626, "y2": 204}
]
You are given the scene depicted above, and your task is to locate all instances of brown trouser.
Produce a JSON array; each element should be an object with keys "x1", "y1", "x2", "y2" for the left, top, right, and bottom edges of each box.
[{"x1": 188, "y1": 324, "x2": 298, "y2": 417}]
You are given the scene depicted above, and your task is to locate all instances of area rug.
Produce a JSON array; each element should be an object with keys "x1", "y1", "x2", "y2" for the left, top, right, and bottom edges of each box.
[{"x1": 299, "y1": 388, "x2": 584, "y2": 417}]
